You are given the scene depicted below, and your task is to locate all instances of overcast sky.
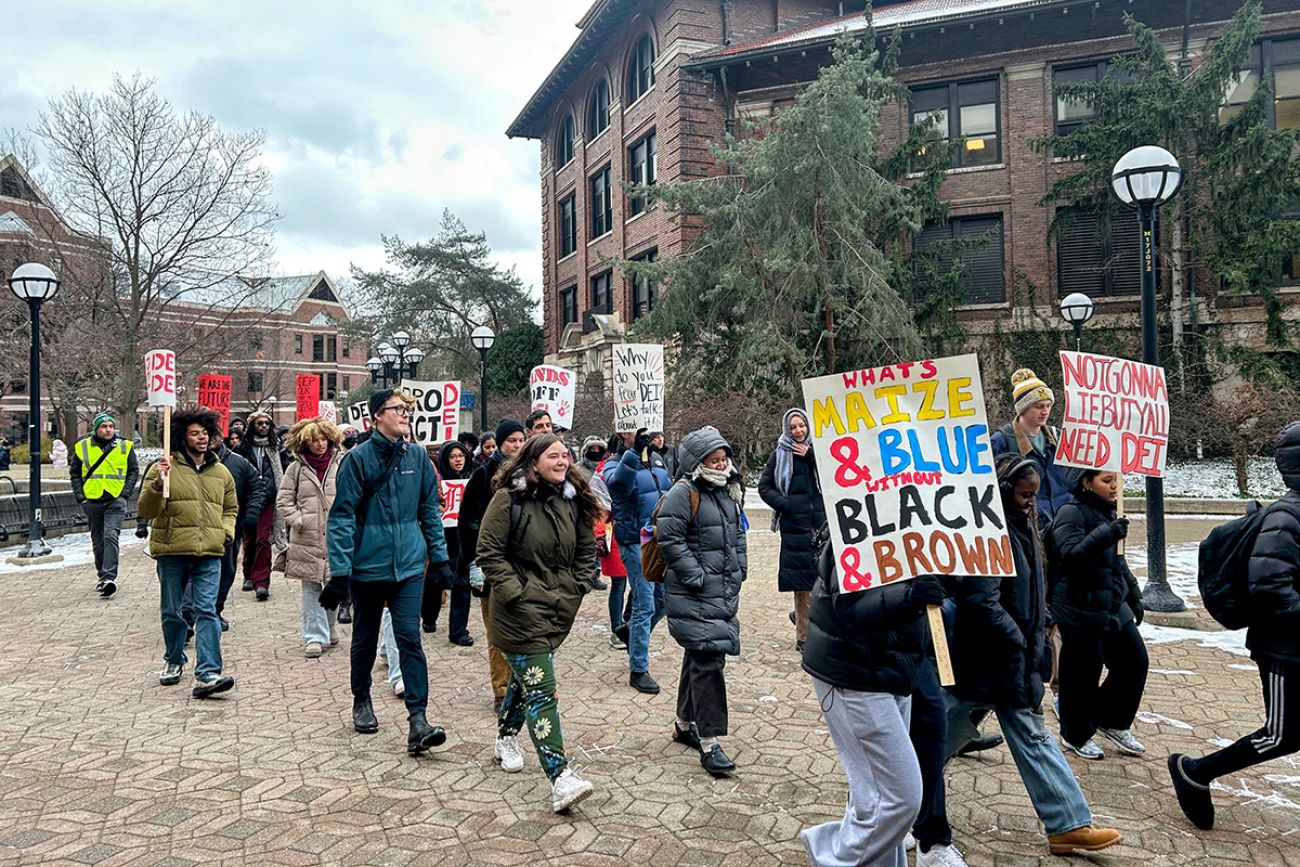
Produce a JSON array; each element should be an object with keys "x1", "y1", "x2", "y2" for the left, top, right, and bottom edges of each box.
[{"x1": 7, "y1": 0, "x2": 597, "y2": 303}]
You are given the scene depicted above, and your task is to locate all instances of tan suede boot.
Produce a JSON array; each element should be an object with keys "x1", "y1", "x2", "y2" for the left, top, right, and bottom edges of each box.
[{"x1": 1048, "y1": 826, "x2": 1122, "y2": 855}]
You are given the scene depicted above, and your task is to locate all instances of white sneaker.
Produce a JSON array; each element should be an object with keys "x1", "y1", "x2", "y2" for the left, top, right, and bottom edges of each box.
[
  {"x1": 393, "y1": 678, "x2": 405, "y2": 697},
  {"x1": 494, "y1": 735, "x2": 524, "y2": 773},
  {"x1": 1063, "y1": 738, "x2": 1105, "y2": 760},
  {"x1": 551, "y1": 768, "x2": 594, "y2": 813},
  {"x1": 904, "y1": 833, "x2": 916, "y2": 851},
  {"x1": 917, "y1": 844, "x2": 968, "y2": 867},
  {"x1": 304, "y1": 642, "x2": 323, "y2": 659},
  {"x1": 1097, "y1": 727, "x2": 1145, "y2": 756}
]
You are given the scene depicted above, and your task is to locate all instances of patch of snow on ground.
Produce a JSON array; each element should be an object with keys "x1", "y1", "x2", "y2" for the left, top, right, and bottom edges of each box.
[
  {"x1": 1208, "y1": 738, "x2": 1237, "y2": 748},
  {"x1": 1212, "y1": 778, "x2": 1300, "y2": 812},
  {"x1": 1141, "y1": 622, "x2": 1249, "y2": 657},
  {"x1": 1151, "y1": 458, "x2": 1286, "y2": 500},
  {"x1": 1227, "y1": 663, "x2": 1258, "y2": 672},
  {"x1": 1136, "y1": 711, "x2": 1194, "y2": 731},
  {"x1": 1124, "y1": 544, "x2": 1201, "y2": 609},
  {"x1": 0, "y1": 528, "x2": 143, "y2": 574},
  {"x1": 1150, "y1": 669, "x2": 1195, "y2": 676}
]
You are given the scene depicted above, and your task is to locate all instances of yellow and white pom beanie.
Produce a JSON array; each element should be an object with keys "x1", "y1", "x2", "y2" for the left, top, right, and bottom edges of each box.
[{"x1": 1011, "y1": 368, "x2": 1054, "y2": 417}]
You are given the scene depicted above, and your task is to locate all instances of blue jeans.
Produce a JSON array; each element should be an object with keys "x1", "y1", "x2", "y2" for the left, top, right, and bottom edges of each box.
[
  {"x1": 158, "y1": 555, "x2": 223, "y2": 678},
  {"x1": 620, "y1": 543, "x2": 665, "y2": 673},
  {"x1": 944, "y1": 696, "x2": 1092, "y2": 836},
  {"x1": 607, "y1": 576, "x2": 627, "y2": 631}
]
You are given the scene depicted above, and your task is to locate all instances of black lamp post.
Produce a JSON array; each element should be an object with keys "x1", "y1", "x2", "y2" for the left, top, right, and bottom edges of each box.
[
  {"x1": 1112, "y1": 144, "x2": 1185, "y2": 613},
  {"x1": 471, "y1": 325, "x2": 495, "y2": 433},
  {"x1": 1059, "y1": 292, "x2": 1094, "y2": 351},
  {"x1": 8, "y1": 263, "x2": 60, "y2": 561},
  {"x1": 370, "y1": 334, "x2": 424, "y2": 386}
]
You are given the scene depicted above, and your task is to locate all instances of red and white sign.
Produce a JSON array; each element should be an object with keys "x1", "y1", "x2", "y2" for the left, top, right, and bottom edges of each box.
[
  {"x1": 296, "y1": 374, "x2": 321, "y2": 421},
  {"x1": 145, "y1": 349, "x2": 177, "y2": 407},
  {"x1": 530, "y1": 364, "x2": 577, "y2": 429},
  {"x1": 1056, "y1": 350, "x2": 1170, "y2": 478},
  {"x1": 441, "y1": 478, "x2": 467, "y2": 528},
  {"x1": 346, "y1": 400, "x2": 372, "y2": 432},
  {"x1": 400, "y1": 379, "x2": 460, "y2": 445},
  {"x1": 197, "y1": 373, "x2": 233, "y2": 435},
  {"x1": 319, "y1": 401, "x2": 338, "y2": 424}
]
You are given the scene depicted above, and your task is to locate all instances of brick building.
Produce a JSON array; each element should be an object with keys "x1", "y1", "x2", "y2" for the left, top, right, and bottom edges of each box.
[{"x1": 509, "y1": 0, "x2": 1300, "y2": 374}]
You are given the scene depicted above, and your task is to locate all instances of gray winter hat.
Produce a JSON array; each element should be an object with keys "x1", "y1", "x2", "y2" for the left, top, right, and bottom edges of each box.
[{"x1": 677, "y1": 427, "x2": 732, "y2": 476}]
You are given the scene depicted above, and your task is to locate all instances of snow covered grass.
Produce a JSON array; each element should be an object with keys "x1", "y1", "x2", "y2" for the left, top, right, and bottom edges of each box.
[{"x1": 1136, "y1": 457, "x2": 1286, "y2": 500}]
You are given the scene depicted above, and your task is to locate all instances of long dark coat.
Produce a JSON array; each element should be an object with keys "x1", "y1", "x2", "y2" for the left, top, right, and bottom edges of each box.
[{"x1": 758, "y1": 448, "x2": 825, "y2": 592}]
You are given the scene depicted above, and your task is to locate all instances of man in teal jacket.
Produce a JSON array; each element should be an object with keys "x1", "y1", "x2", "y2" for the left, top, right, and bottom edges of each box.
[{"x1": 321, "y1": 387, "x2": 453, "y2": 756}]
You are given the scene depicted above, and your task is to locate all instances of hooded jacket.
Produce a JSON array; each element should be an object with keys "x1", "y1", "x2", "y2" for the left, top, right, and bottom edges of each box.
[
  {"x1": 990, "y1": 421, "x2": 1072, "y2": 525},
  {"x1": 660, "y1": 429, "x2": 748, "y2": 655},
  {"x1": 758, "y1": 413, "x2": 825, "y2": 593},
  {"x1": 326, "y1": 431, "x2": 448, "y2": 583},
  {"x1": 1047, "y1": 470, "x2": 1141, "y2": 631},
  {"x1": 277, "y1": 447, "x2": 342, "y2": 584},
  {"x1": 137, "y1": 450, "x2": 238, "y2": 558},
  {"x1": 604, "y1": 446, "x2": 672, "y2": 547},
  {"x1": 460, "y1": 448, "x2": 508, "y2": 565},
  {"x1": 1245, "y1": 423, "x2": 1300, "y2": 666},
  {"x1": 213, "y1": 443, "x2": 266, "y2": 531},
  {"x1": 434, "y1": 440, "x2": 475, "y2": 586},
  {"x1": 477, "y1": 478, "x2": 596, "y2": 654}
]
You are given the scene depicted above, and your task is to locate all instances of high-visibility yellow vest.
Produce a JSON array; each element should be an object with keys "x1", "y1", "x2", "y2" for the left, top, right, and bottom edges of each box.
[{"x1": 77, "y1": 436, "x2": 134, "y2": 500}]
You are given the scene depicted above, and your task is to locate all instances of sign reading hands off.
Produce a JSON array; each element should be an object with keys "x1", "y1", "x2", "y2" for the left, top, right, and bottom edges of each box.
[
  {"x1": 612, "y1": 344, "x2": 664, "y2": 433},
  {"x1": 530, "y1": 365, "x2": 577, "y2": 429},
  {"x1": 801, "y1": 354, "x2": 1011, "y2": 594}
]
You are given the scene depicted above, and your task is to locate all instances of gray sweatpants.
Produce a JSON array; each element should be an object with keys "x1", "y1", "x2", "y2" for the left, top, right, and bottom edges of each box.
[
  {"x1": 83, "y1": 498, "x2": 126, "y2": 582},
  {"x1": 802, "y1": 677, "x2": 921, "y2": 867}
]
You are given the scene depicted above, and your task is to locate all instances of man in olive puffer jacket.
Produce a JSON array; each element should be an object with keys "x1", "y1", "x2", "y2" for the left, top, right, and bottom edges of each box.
[{"x1": 138, "y1": 408, "x2": 238, "y2": 698}]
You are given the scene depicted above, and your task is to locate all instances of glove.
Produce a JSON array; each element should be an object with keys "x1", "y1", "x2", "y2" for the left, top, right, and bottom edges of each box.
[
  {"x1": 1128, "y1": 595, "x2": 1145, "y2": 626},
  {"x1": 241, "y1": 514, "x2": 261, "y2": 533},
  {"x1": 634, "y1": 429, "x2": 653, "y2": 455},
  {"x1": 318, "y1": 575, "x2": 351, "y2": 611},
  {"x1": 1110, "y1": 517, "x2": 1130, "y2": 540},
  {"x1": 134, "y1": 523, "x2": 149, "y2": 539},
  {"x1": 907, "y1": 575, "x2": 947, "y2": 610},
  {"x1": 429, "y1": 561, "x2": 454, "y2": 586},
  {"x1": 468, "y1": 562, "x2": 486, "y2": 592}
]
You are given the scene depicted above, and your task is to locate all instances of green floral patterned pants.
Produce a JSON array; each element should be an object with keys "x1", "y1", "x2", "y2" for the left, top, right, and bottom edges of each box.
[{"x1": 499, "y1": 652, "x2": 567, "y2": 781}]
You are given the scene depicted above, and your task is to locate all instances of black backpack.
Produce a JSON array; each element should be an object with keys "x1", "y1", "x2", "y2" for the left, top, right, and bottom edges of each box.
[{"x1": 1198, "y1": 501, "x2": 1268, "y2": 630}]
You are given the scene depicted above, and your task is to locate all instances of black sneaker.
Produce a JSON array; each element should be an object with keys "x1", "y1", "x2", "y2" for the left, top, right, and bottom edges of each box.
[
  {"x1": 422, "y1": 621, "x2": 438, "y2": 634},
  {"x1": 99, "y1": 580, "x2": 117, "y2": 598},
  {"x1": 95, "y1": 578, "x2": 107, "y2": 594},
  {"x1": 450, "y1": 634, "x2": 475, "y2": 647},
  {"x1": 186, "y1": 626, "x2": 194, "y2": 644},
  {"x1": 192, "y1": 673, "x2": 234, "y2": 698},
  {"x1": 255, "y1": 587, "x2": 269, "y2": 602},
  {"x1": 1169, "y1": 753, "x2": 1215, "y2": 830},
  {"x1": 629, "y1": 671, "x2": 660, "y2": 695},
  {"x1": 672, "y1": 723, "x2": 701, "y2": 752},
  {"x1": 338, "y1": 604, "x2": 353, "y2": 624},
  {"x1": 700, "y1": 744, "x2": 736, "y2": 776},
  {"x1": 407, "y1": 713, "x2": 447, "y2": 755},
  {"x1": 219, "y1": 617, "x2": 230, "y2": 632},
  {"x1": 591, "y1": 577, "x2": 608, "y2": 591},
  {"x1": 353, "y1": 698, "x2": 379, "y2": 734},
  {"x1": 956, "y1": 732, "x2": 1004, "y2": 756},
  {"x1": 788, "y1": 610, "x2": 796, "y2": 626},
  {"x1": 241, "y1": 579, "x2": 253, "y2": 592},
  {"x1": 614, "y1": 622, "x2": 630, "y2": 649},
  {"x1": 159, "y1": 663, "x2": 183, "y2": 686}
]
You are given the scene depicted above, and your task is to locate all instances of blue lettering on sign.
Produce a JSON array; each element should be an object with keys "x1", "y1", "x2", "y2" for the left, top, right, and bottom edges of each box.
[{"x1": 877, "y1": 424, "x2": 993, "y2": 476}]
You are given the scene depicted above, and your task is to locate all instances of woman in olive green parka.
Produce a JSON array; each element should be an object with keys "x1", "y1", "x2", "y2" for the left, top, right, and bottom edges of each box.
[{"x1": 476, "y1": 433, "x2": 599, "y2": 814}]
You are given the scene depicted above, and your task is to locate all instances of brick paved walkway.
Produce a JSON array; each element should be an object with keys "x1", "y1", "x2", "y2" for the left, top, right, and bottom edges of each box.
[{"x1": 0, "y1": 524, "x2": 1297, "y2": 867}]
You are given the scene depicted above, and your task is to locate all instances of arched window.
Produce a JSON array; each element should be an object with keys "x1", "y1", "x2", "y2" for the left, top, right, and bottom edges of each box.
[
  {"x1": 627, "y1": 35, "x2": 655, "y2": 104},
  {"x1": 555, "y1": 114, "x2": 575, "y2": 167},
  {"x1": 589, "y1": 79, "x2": 610, "y2": 138}
]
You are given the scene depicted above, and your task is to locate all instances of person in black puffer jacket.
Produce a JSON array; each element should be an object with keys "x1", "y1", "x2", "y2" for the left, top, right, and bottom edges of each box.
[
  {"x1": 659, "y1": 428, "x2": 748, "y2": 776},
  {"x1": 1048, "y1": 467, "x2": 1149, "y2": 761},
  {"x1": 945, "y1": 454, "x2": 1121, "y2": 856},
  {"x1": 423, "y1": 441, "x2": 475, "y2": 646},
  {"x1": 1170, "y1": 421, "x2": 1300, "y2": 831},
  {"x1": 759, "y1": 408, "x2": 826, "y2": 651},
  {"x1": 799, "y1": 527, "x2": 946, "y2": 867}
]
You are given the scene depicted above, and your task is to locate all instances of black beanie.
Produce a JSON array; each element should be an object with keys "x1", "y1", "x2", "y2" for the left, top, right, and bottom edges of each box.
[
  {"x1": 495, "y1": 418, "x2": 525, "y2": 444},
  {"x1": 369, "y1": 388, "x2": 396, "y2": 418}
]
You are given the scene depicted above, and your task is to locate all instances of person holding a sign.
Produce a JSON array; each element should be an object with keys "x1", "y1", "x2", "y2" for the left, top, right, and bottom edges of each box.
[
  {"x1": 236, "y1": 411, "x2": 290, "y2": 601},
  {"x1": 425, "y1": 441, "x2": 475, "y2": 646},
  {"x1": 1048, "y1": 468, "x2": 1149, "y2": 762},
  {"x1": 475, "y1": 433, "x2": 599, "y2": 813},
  {"x1": 658, "y1": 428, "x2": 747, "y2": 776},
  {"x1": 277, "y1": 418, "x2": 346, "y2": 659},
  {"x1": 944, "y1": 454, "x2": 1121, "y2": 856},
  {"x1": 70, "y1": 412, "x2": 139, "y2": 598},
  {"x1": 319, "y1": 388, "x2": 453, "y2": 756},
  {"x1": 137, "y1": 408, "x2": 239, "y2": 698},
  {"x1": 759, "y1": 408, "x2": 825, "y2": 651}
]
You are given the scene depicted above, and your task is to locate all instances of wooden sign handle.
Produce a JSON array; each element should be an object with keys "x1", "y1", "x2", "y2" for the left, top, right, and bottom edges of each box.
[
  {"x1": 928, "y1": 605, "x2": 955, "y2": 687},
  {"x1": 162, "y1": 405, "x2": 171, "y2": 499},
  {"x1": 1116, "y1": 475, "x2": 1125, "y2": 556}
]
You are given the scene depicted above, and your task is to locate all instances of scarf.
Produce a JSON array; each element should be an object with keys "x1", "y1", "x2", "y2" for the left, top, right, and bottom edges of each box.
[
  {"x1": 303, "y1": 448, "x2": 332, "y2": 482},
  {"x1": 251, "y1": 434, "x2": 287, "y2": 549},
  {"x1": 690, "y1": 459, "x2": 744, "y2": 504},
  {"x1": 771, "y1": 407, "x2": 811, "y2": 531}
]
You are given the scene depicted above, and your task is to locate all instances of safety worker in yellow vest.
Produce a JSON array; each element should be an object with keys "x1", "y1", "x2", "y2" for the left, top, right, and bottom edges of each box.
[{"x1": 69, "y1": 412, "x2": 139, "y2": 598}]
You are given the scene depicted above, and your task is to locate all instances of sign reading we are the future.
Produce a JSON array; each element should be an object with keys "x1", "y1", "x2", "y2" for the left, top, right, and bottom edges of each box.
[{"x1": 801, "y1": 354, "x2": 1011, "y2": 594}]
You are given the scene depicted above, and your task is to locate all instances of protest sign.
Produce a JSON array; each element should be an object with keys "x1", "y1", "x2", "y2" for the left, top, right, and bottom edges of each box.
[
  {"x1": 145, "y1": 349, "x2": 176, "y2": 408},
  {"x1": 400, "y1": 380, "x2": 461, "y2": 445},
  {"x1": 197, "y1": 373, "x2": 233, "y2": 435},
  {"x1": 530, "y1": 365, "x2": 577, "y2": 429},
  {"x1": 295, "y1": 374, "x2": 320, "y2": 421},
  {"x1": 346, "y1": 401, "x2": 372, "y2": 432},
  {"x1": 1056, "y1": 351, "x2": 1169, "y2": 478},
  {"x1": 441, "y1": 479, "x2": 467, "y2": 528},
  {"x1": 319, "y1": 401, "x2": 338, "y2": 424},
  {"x1": 612, "y1": 343, "x2": 664, "y2": 432},
  {"x1": 802, "y1": 354, "x2": 1011, "y2": 594}
]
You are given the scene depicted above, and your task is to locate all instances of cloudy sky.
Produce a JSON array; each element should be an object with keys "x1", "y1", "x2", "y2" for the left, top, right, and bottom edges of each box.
[{"x1": 6, "y1": 0, "x2": 598, "y2": 303}]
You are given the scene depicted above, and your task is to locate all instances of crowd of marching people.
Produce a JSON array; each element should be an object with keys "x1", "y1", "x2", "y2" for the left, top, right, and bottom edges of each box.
[{"x1": 63, "y1": 368, "x2": 1300, "y2": 858}]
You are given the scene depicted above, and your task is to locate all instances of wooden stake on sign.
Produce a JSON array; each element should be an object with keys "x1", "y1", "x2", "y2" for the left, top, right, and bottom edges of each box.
[
  {"x1": 928, "y1": 605, "x2": 955, "y2": 687},
  {"x1": 162, "y1": 405, "x2": 171, "y2": 499},
  {"x1": 1116, "y1": 475, "x2": 1125, "y2": 556}
]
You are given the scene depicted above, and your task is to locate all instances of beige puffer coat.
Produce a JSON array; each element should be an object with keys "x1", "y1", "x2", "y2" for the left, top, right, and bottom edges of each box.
[{"x1": 276, "y1": 449, "x2": 341, "y2": 584}]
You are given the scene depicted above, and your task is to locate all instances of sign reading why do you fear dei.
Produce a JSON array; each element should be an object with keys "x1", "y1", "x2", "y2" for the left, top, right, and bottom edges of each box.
[
  {"x1": 612, "y1": 344, "x2": 664, "y2": 433},
  {"x1": 1056, "y1": 350, "x2": 1169, "y2": 478},
  {"x1": 801, "y1": 354, "x2": 1012, "y2": 594}
]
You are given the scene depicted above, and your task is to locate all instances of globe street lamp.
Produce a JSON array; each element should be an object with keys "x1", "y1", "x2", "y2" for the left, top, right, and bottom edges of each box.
[
  {"x1": 378, "y1": 344, "x2": 400, "y2": 385},
  {"x1": 1059, "y1": 292, "x2": 1094, "y2": 351},
  {"x1": 7, "y1": 263, "x2": 60, "y2": 562},
  {"x1": 1112, "y1": 144, "x2": 1185, "y2": 612},
  {"x1": 471, "y1": 325, "x2": 496, "y2": 433},
  {"x1": 373, "y1": 336, "x2": 423, "y2": 386},
  {"x1": 366, "y1": 356, "x2": 383, "y2": 384},
  {"x1": 403, "y1": 346, "x2": 424, "y2": 379}
]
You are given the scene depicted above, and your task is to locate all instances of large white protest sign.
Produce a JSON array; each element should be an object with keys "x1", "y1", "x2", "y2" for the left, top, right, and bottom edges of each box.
[
  {"x1": 612, "y1": 343, "x2": 664, "y2": 432},
  {"x1": 400, "y1": 380, "x2": 461, "y2": 445},
  {"x1": 346, "y1": 401, "x2": 372, "y2": 432},
  {"x1": 145, "y1": 349, "x2": 177, "y2": 407},
  {"x1": 530, "y1": 365, "x2": 577, "y2": 429},
  {"x1": 1056, "y1": 351, "x2": 1169, "y2": 478},
  {"x1": 802, "y1": 354, "x2": 1011, "y2": 594}
]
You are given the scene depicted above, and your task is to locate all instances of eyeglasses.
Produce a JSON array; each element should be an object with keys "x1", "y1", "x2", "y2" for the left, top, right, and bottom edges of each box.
[{"x1": 379, "y1": 405, "x2": 412, "y2": 416}]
